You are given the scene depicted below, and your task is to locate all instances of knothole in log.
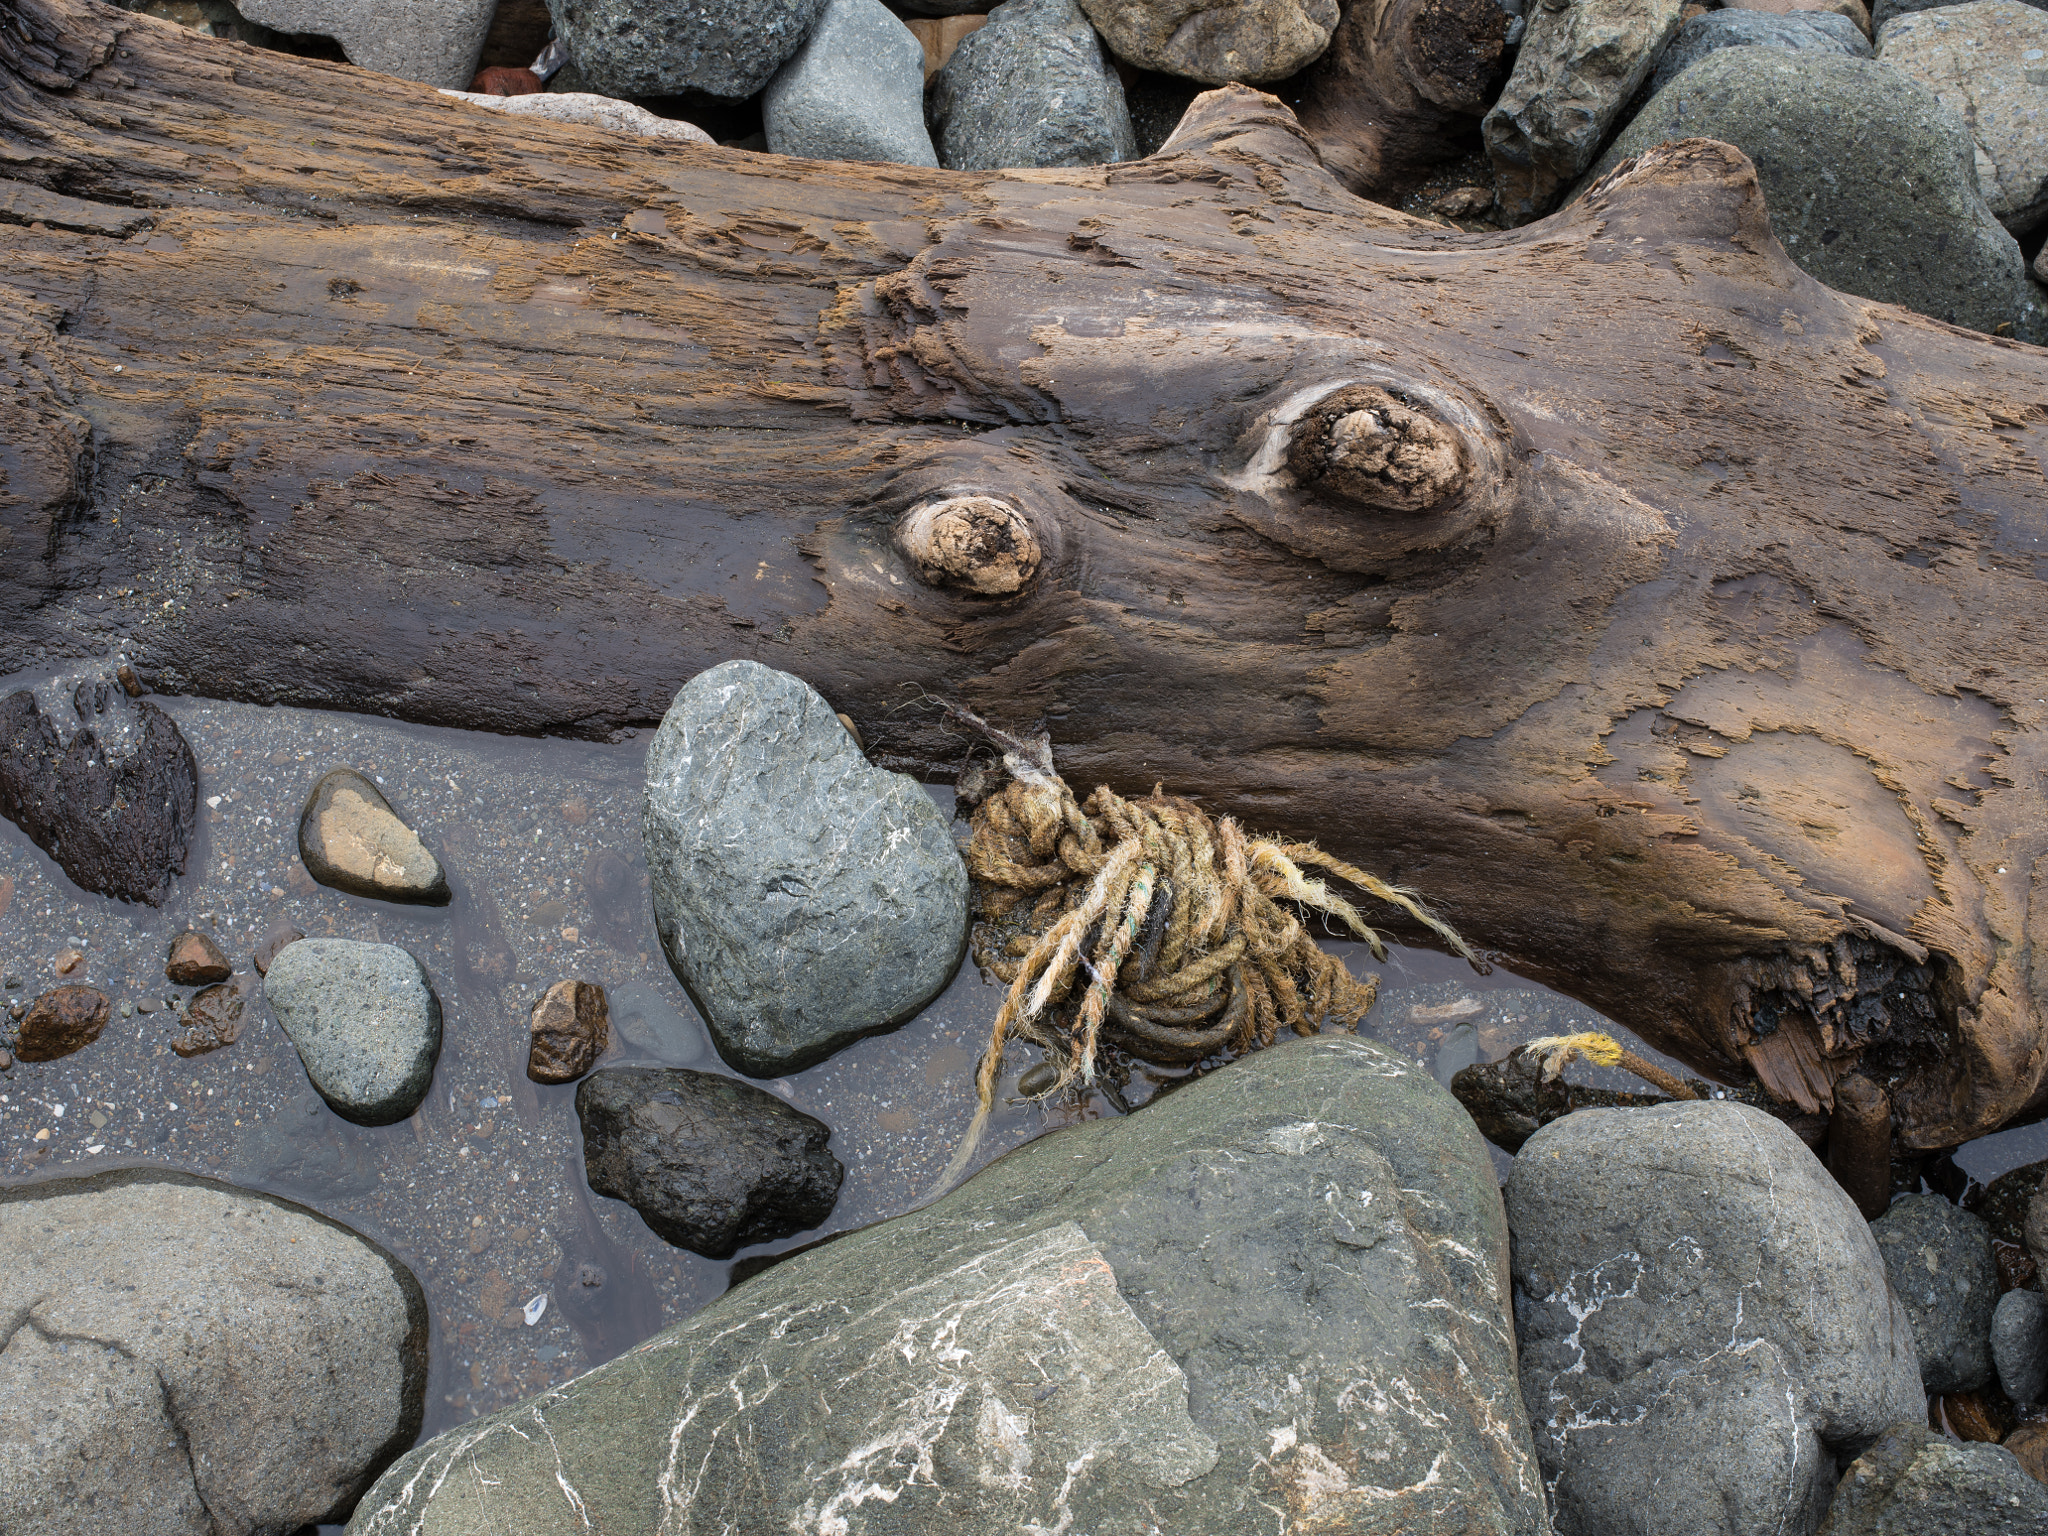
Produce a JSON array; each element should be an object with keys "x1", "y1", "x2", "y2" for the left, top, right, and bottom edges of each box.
[
  {"x1": 1284, "y1": 384, "x2": 1472, "y2": 512},
  {"x1": 894, "y1": 495, "x2": 1043, "y2": 596}
]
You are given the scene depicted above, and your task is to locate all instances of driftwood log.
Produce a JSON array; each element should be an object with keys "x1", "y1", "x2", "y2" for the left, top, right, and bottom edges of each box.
[{"x1": 4, "y1": 0, "x2": 2046, "y2": 1148}]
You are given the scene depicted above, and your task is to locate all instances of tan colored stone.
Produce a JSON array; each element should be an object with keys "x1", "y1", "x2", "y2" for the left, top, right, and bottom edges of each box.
[
  {"x1": 1076, "y1": 0, "x2": 1338, "y2": 84},
  {"x1": 527, "y1": 979, "x2": 609, "y2": 1084},
  {"x1": 297, "y1": 768, "x2": 449, "y2": 904}
]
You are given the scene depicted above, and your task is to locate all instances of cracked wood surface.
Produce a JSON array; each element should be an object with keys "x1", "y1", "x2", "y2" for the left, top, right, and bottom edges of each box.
[{"x1": 3, "y1": 0, "x2": 2046, "y2": 1146}]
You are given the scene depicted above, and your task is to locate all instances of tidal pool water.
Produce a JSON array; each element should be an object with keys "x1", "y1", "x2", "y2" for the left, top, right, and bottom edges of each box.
[{"x1": 0, "y1": 677, "x2": 1740, "y2": 1457}]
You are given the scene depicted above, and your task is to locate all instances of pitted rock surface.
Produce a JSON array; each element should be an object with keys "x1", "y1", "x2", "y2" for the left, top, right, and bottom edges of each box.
[
  {"x1": 265, "y1": 939, "x2": 443, "y2": 1125},
  {"x1": 348, "y1": 1036, "x2": 1545, "y2": 1534},
  {"x1": 643, "y1": 661, "x2": 967, "y2": 1077},
  {"x1": 1818, "y1": 1422, "x2": 2048, "y2": 1534},
  {"x1": 0, "y1": 1170, "x2": 428, "y2": 1536},
  {"x1": 1509, "y1": 1101, "x2": 1924, "y2": 1536},
  {"x1": 1871, "y1": 1191, "x2": 1998, "y2": 1394},
  {"x1": 543, "y1": 0, "x2": 826, "y2": 99}
]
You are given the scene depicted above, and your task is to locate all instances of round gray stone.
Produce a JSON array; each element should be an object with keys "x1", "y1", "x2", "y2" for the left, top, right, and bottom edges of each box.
[
  {"x1": 1991, "y1": 1286, "x2": 2048, "y2": 1405},
  {"x1": 929, "y1": 0, "x2": 1139, "y2": 170},
  {"x1": 1649, "y1": 7, "x2": 1871, "y2": 97},
  {"x1": 763, "y1": 0, "x2": 938, "y2": 166},
  {"x1": 264, "y1": 938, "x2": 443, "y2": 1126},
  {"x1": 1583, "y1": 50, "x2": 2047, "y2": 343},
  {"x1": 643, "y1": 660, "x2": 967, "y2": 1077},
  {"x1": 1870, "y1": 1191, "x2": 1998, "y2": 1395},
  {"x1": 542, "y1": 0, "x2": 827, "y2": 99}
]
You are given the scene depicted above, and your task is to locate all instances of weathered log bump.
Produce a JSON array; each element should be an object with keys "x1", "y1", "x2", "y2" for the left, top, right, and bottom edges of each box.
[
  {"x1": 1283, "y1": 384, "x2": 1472, "y2": 511},
  {"x1": 895, "y1": 494, "x2": 1043, "y2": 594}
]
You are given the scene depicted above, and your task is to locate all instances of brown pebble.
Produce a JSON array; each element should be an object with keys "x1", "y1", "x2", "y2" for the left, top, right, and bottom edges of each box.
[
  {"x1": 0, "y1": 1048, "x2": 12, "y2": 1070},
  {"x1": 526, "y1": 979, "x2": 609, "y2": 1084},
  {"x1": 251, "y1": 921, "x2": 305, "y2": 976},
  {"x1": 2008, "y1": 1421, "x2": 2048, "y2": 1488},
  {"x1": 165, "y1": 929, "x2": 232, "y2": 985},
  {"x1": 171, "y1": 980, "x2": 246, "y2": 1058},
  {"x1": 52, "y1": 947, "x2": 84, "y2": 976},
  {"x1": 17, "y1": 986, "x2": 111, "y2": 1062},
  {"x1": 116, "y1": 662, "x2": 144, "y2": 697},
  {"x1": 560, "y1": 797, "x2": 590, "y2": 826}
]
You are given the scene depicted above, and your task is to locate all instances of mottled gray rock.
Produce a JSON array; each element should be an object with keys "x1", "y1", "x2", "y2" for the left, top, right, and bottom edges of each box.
[
  {"x1": 1509, "y1": 1101, "x2": 1924, "y2": 1536},
  {"x1": 763, "y1": 0, "x2": 937, "y2": 166},
  {"x1": 1870, "y1": 1191, "x2": 1997, "y2": 1394},
  {"x1": 1879, "y1": 0, "x2": 2048, "y2": 231},
  {"x1": 643, "y1": 661, "x2": 966, "y2": 1077},
  {"x1": 576, "y1": 1065, "x2": 842, "y2": 1257},
  {"x1": 1818, "y1": 1422, "x2": 2048, "y2": 1534},
  {"x1": 605, "y1": 979, "x2": 707, "y2": 1065},
  {"x1": 265, "y1": 938, "x2": 443, "y2": 1125},
  {"x1": 348, "y1": 1035, "x2": 1545, "y2": 1534},
  {"x1": 235, "y1": 0, "x2": 494, "y2": 86},
  {"x1": 1873, "y1": 0, "x2": 2046, "y2": 29},
  {"x1": 2029, "y1": 1179, "x2": 2048, "y2": 1260},
  {"x1": 0, "y1": 1169, "x2": 427, "y2": 1536},
  {"x1": 1076, "y1": 0, "x2": 1339, "y2": 83},
  {"x1": 543, "y1": 0, "x2": 826, "y2": 98},
  {"x1": 298, "y1": 768, "x2": 449, "y2": 904},
  {"x1": 1649, "y1": 7, "x2": 1870, "y2": 94},
  {"x1": 1484, "y1": 0, "x2": 1688, "y2": 222},
  {"x1": 929, "y1": 0, "x2": 1138, "y2": 170},
  {"x1": 1992, "y1": 1287, "x2": 2048, "y2": 1404},
  {"x1": 1585, "y1": 50, "x2": 2048, "y2": 342},
  {"x1": 438, "y1": 89, "x2": 715, "y2": 143}
]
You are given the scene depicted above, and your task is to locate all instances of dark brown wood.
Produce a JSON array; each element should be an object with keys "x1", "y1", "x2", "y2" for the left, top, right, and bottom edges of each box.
[
  {"x1": 1293, "y1": 0, "x2": 1508, "y2": 194},
  {"x1": 1827, "y1": 1073, "x2": 1893, "y2": 1220},
  {"x1": 4, "y1": 0, "x2": 2048, "y2": 1148}
]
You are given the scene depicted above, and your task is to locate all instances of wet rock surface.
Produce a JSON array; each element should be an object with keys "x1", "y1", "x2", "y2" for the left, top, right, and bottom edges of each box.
[
  {"x1": 1509, "y1": 1101, "x2": 1924, "y2": 1536},
  {"x1": 351, "y1": 1036, "x2": 1545, "y2": 1534},
  {"x1": 17, "y1": 985, "x2": 111, "y2": 1063},
  {"x1": 0, "y1": 1168, "x2": 428, "y2": 1536},
  {"x1": 546, "y1": 0, "x2": 826, "y2": 99},
  {"x1": 643, "y1": 661, "x2": 967, "y2": 1077},
  {"x1": 1819, "y1": 1422, "x2": 2048, "y2": 1534},
  {"x1": 525, "y1": 979, "x2": 608, "y2": 1084},
  {"x1": 299, "y1": 769, "x2": 450, "y2": 905},
  {"x1": 762, "y1": 0, "x2": 937, "y2": 165},
  {"x1": 0, "y1": 683, "x2": 197, "y2": 907},
  {"x1": 165, "y1": 928, "x2": 231, "y2": 984},
  {"x1": 928, "y1": 0, "x2": 1138, "y2": 170},
  {"x1": 575, "y1": 1065, "x2": 843, "y2": 1257},
  {"x1": 1872, "y1": 1191, "x2": 1998, "y2": 1394},
  {"x1": 170, "y1": 977, "x2": 248, "y2": 1058},
  {"x1": 265, "y1": 939, "x2": 443, "y2": 1125}
]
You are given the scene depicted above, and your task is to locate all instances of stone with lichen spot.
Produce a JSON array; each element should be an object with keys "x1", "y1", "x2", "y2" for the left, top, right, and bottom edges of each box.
[
  {"x1": 527, "y1": 978, "x2": 609, "y2": 1083},
  {"x1": 165, "y1": 928, "x2": 231, "y2": 985},
  {"x1": 17, "y1": 986, "x2": 111, "y2": 1062},
  {"x1": 298, "y1": 769, "x2": 450, "y2": 905}
]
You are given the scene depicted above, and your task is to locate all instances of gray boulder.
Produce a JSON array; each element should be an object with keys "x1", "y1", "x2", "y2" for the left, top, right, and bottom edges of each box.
[
  {"x1": 575, "y1": 1065, "x2": 843, "y2": 1257},
  {"x1": 1818, "y1": 1423, "x2": 2048, "y2": 1534},
  {"x1": 1585, "y1": 50, "x2": 2048, "y2": 343},
  {"x1": 763, "y1": 0, "x2": 938, "y2": 166},
  {"x1": 265, "y1": 938, "x2": 443, "y2": 1125},
  {"x1": 1075, "y1": 0, "x2": 1340, "y2": 84},
  {"x1": 929, "y1": 0, "x2": 1139, "y2": 170},
  {"x1": 1, "y1": 1169, "x2": 427, "y2": 1536},
  {"x1": 1508, "y1": 1101, "x2": 1923, "y2": 1536},
  {"x1": 1484, "y1": 0, "x2": 1688, "y2": 221},
  {"x1": 1991, "y1": 1287, "x2": 2048, "y2": 1405},
  {"x1": 643, "y1": 661, "x2": 966, "y2": 1077},
  {"x1": 1879, "y1": 0, "x2": 2048, "y2": 231},
  {"x1": 1649, "y1": 8, "x2": 1871, "y2": 95},
  {"x1": 234, "y1": 0, "x2": 493, "y2": 86},
  {"x1": 542, "y1": 0, "x2": 827, "y2": 100},
  {"x1": 347, "y1": 1035, "x2": 1547, "y2": 1533},
  {"x1": 1870, "y1": 1192, "x2": 1997, "y2": 1394},
  {"x1": 1873, "y1": 0, "x2": 2046, "y2": 29}
]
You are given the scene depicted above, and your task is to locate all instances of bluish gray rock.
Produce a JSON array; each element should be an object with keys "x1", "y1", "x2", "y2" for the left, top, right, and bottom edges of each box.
[
  {"x1": 763, "y1": 0, "x2": 938, "y2": 166},
  {"x1": 542, "y1": 0, "x2": 827, "y2": 99},
  {"x1": 643, "y1": 661, "x2": 966, "y2": 1076},
  {"x1": 1, "y1": 1169, "x2": 427, "y2": 1536},
  {"x1": 1870, "y1": 1191, "x2": 1998, "y2": 1394},
  {"x1": 1509, "y1": 1102, "x2": 1924, "y2": 1536},
  {"x1": 1649, "y1": 8, "x2": 1870, "y2": 96},
  {"x1": 233, "y1": 0, "x2": 494, "y2": 86},
  {"x1": 929, "y1": 0, "x2": 1138, "y2": 170},
  {"x1": 264, "y1": 938, "x2": 443, "y2": 1126},
  {"x1": 1819, "y1": 1423, "x2": 2048, "y2": 1534},
  {"x1": 1991, "y1": 1287, "x2": 2048, "y2": 1405},
  {"x1": 1583, "y1": 50, "x2": 2048, "y2": 343},
  {"x1": 348, "y1": 1036, "x2": 1548, "y2": 1534}
]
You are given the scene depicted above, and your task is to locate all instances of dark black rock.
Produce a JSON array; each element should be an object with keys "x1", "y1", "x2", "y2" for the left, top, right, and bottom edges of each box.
[
  {"x1": 0, "y1": 681, "x2": 197, "y2": 905},
  {"x1": 576, "y1": 1066, "x2": 842, "y2": 1258}
]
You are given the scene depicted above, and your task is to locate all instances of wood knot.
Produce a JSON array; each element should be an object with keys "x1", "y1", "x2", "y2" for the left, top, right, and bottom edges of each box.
[
  {"x1": 895, "y1": 495, "x2": 1042, "y2": 595},
  {"x1": 1285, "y1": 386, "x2": 1470, "y2": 512}
]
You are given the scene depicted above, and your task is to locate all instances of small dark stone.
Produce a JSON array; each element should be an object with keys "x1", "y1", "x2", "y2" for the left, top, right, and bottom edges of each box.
[
  {"x1": 0, "y1": 1048, "x2": 12, "y2": 1070},
  {"x1": 0, "y1": 682, "x2": 197, "y2": 905},
  {"x1": 576, "y1": 1066, "x2": 843, "y2": 1258},
  {"x1": 17, "y1": 986, "x2": 112, "y2": 1062},
  {"x1": 165, "y1": 930, "x2": 232, "y2": 985},
  {"x1": 528, "y1": 980, "x2": 609, "y2": 1084},
  {"x1": 251, "y1": 921, "x2": 304, "y2": 977},
  {"x1": 172, "y1": 979, "x2": 247, "y2": 1058}
]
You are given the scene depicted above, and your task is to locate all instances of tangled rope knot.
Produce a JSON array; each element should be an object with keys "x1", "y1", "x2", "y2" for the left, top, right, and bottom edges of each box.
[{"x1": 935, "y1": 703, "x2": 1484, "y2": 1190}]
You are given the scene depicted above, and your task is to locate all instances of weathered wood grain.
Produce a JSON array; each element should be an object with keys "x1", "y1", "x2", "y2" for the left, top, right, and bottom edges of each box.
[{"x1": 3, "y1": 0, "x2": 2046, "y2": 1146}]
